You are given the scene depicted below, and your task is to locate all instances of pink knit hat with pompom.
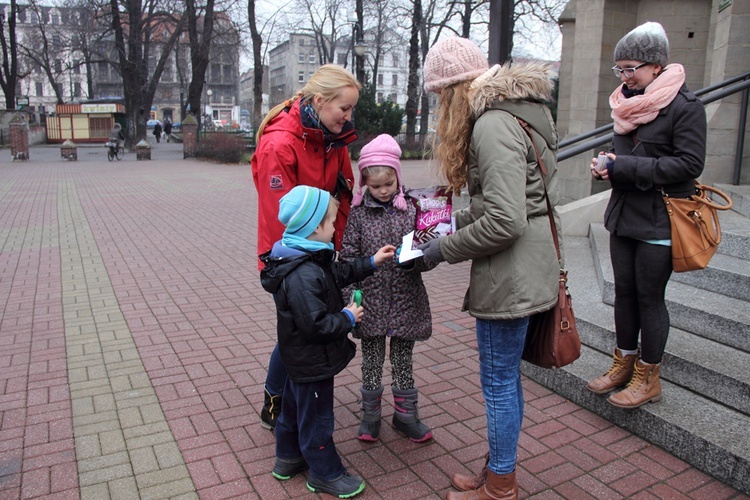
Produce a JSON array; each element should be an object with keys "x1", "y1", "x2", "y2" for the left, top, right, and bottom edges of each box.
[
  {"x1": 352, "y1": 134, "x2": 407, "y2": 211},
  {"x1": 423, "y1": 37, "x2": 489, "y2": 93}
]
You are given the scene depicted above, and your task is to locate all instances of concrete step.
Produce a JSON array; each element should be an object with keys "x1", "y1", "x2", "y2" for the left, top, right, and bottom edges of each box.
[
  {"x1": 716, "y1": 208, "x2": 750, "y2": 259},
  {"x1": 670, "y1": 251, "x2": 750, "y2": 301},
  {"x1": 589, "y1": 224, "x2": 750, "y2": 353},
  {"x1": 715, "y1": 183, "x2": 750, "y2": 219},
  {"x1": 567, "y1": 236, "x2": 750, "y2": 415},
  {"x1": 521, "y1": 345, "x2": 750, "y2": 495},
  {"x1": 522, "y1": 235, "x2": 750, "y2": 494}
]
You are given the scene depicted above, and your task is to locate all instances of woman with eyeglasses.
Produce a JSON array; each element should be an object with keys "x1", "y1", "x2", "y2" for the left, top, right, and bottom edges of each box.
[{"x1": 587, "y1": 22, "x2": 706, "y2": 408}]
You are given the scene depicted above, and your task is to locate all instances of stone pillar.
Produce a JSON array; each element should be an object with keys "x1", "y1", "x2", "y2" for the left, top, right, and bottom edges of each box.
[
  {"x1": 9, "y1": 114, "x2": 29, "y2": 161},
  {"x1": 136, "y1": 139, "x2": 151, "y2": 160},
  {"x1": 181, "y1": 114, "x2": 198, "y2": 159},
  {"x1": 61, "y1": 139, "x2": 77, "y2": 161}
]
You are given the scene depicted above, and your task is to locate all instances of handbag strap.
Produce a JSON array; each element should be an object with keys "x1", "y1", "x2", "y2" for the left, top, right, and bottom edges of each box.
[{"x1": 516, "y1": 118, "x2": 562, "y2": 263}]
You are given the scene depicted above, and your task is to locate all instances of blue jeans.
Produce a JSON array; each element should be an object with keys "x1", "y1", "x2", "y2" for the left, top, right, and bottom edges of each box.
[
  {"x1": 476, "y1": 317, "x2": 529, "y2": 475},
  {"x1": 265, "y1": 343, "x2": 287, "y2": 396}
]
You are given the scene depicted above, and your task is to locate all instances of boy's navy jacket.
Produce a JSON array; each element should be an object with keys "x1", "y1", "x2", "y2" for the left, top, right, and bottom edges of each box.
[{"x1": 260, "y1": 242, "x2": 375, "y2": 383}]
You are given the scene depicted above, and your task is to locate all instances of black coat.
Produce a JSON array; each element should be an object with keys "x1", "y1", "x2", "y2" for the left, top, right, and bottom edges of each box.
[
  {"x1": 604, "y1": 85, "x2": 706, "y2": 240},
  {"x1": 260, "y1": 247, "x2": 374, "y2": 383}
]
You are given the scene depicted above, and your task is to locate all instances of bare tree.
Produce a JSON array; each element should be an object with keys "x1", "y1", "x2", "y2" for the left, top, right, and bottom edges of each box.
[
  {"x1": 247, "y1": 0, "x2": 262, "y2": 133},
  {"x1": 404, "y1": 0, "x2": 421, "y2": 142},
  {"x1": 108, "y1": 0, "x2": 186, "y2": 145},
  {"x1": 184, "y1": 0, "x2": 215, "y2": 129},
  {"x1": 17, "y1": 0, "x2": 104, "y2": 104},
  {"x1": 0, "y1": 0, "x2": 24, "y2": 109},
  {"x1": 293, "y1": 0, "x2": 349, "y2": 65}
]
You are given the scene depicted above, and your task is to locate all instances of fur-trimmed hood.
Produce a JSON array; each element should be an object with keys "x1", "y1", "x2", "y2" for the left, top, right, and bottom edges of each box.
[{"x1": 469, "y1": 61, "x2": 556, "y2": 119}]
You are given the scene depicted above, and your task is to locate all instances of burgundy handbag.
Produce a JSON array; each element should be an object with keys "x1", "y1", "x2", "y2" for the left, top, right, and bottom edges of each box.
[{"x1": 516, "y1": 118, "x2": 581, "y2": 369}]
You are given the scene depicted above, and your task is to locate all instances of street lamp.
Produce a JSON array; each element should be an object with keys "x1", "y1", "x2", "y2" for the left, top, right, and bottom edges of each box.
[
  {"x1": 205, "y1": 89, "x2": 213, "y2": 125},
  {"x1": 351, "y1": 23, "x2": 367, "y2": 83}
]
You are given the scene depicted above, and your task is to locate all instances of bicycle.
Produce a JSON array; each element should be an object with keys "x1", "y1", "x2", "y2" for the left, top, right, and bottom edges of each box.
[{"x1": 106, "y1": 141, "x2": 124, "y2": 161}]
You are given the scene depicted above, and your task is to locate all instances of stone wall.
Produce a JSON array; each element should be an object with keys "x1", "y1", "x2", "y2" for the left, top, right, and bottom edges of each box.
[{"x1": 556, "y1": 0, "x2": 749, "y2": 203}]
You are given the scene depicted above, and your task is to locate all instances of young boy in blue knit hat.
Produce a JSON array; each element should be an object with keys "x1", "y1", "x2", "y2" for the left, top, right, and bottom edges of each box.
[{"x1": 260, "y1": 185, "x2": 395, "y2": 498}]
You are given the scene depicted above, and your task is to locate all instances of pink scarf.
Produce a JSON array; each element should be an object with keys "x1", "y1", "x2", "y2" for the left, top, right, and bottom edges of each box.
[{"x1": 610, "y1": 63, "x2": 686, "y2": 135}]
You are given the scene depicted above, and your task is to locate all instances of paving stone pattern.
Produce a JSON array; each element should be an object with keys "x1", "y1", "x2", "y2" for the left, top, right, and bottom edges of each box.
[{"x1": 0, "y1": 145, "x2": 747, "y2": 499}]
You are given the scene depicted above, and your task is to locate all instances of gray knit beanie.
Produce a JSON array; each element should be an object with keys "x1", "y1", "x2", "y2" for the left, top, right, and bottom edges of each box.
[{"x1": 614, "y1": 22, "x2": 670, "y2": 68}]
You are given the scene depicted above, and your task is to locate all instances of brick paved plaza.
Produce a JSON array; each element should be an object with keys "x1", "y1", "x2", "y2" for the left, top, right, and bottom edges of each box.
[{"x1": 0, "y1": 144, "x2": 746, "y2": 499}]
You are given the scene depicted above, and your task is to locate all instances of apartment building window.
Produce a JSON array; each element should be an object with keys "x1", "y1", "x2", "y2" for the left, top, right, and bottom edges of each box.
[
  {"x1": 389, "y1": 93, "x2": 397, "y2": 102},
  {"x1": 298, "y1": 52, "x2": 305, "y2": 63},
  {"x1": 392, "y1": 53, "x2": 400, "y2": 67},
  {"x1": 54, "y1": 59, "x2": 62, "y2": 73},
  {"x1": 308, "y1": 52, "x2": 316, "y2": 64},
  {"x1": 74, "y1": 82, "x2": 81, "y2": 98},
  {"x1": 98, "y1": 62, "x2": 108, "y2": 78},
  {"x1": 377, "y1": 92, "x2": 383, "y2": 104},
  {"x1": 308, "y1": 71, "x2": 314, "y2": 81},
  {"x1": 52, "y1": 14, "x2": 59, "y2": 24},
  {"x1": 36, "y1": 82, "x2": 43, "y2": 97},
  {"x1": 298, "y1": 71, "x2": 305, "y2": 83},
  {"x1": 392, "y1": 74, "x2": 398, "y2": 86},
  {"x1": 223, "y1": 66, "x2": 232, "y2": 81},
  {"x1": 377, "y1": 74, "x2": 384, "y2": 85},
  {"x1": 73, "y1": 61, "x2": 80, "y2": 74}
]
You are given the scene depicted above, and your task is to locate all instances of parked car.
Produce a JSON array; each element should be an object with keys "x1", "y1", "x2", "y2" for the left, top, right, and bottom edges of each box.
[{"x1": 146, "y1": 119, "x2": 162, "y2": 129}]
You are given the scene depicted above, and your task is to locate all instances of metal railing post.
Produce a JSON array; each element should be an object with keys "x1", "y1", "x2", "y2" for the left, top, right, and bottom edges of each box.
[{"x1": 734, "y1": 77, "x2": 749, "y2": 185}]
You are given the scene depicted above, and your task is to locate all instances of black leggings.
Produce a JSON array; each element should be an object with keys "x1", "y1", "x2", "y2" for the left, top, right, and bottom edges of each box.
[
  {"x1": 361, "y1": 336, "x2": 416, "y2": 391},
  {"x1": 610, "y1": 235, "x2": 673, "y2": 364}
]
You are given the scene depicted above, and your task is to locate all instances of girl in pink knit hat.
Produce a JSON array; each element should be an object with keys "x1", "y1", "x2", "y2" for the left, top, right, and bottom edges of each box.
[{"x1": 341, "y1": 134, "x2": 437, "y2": 443}]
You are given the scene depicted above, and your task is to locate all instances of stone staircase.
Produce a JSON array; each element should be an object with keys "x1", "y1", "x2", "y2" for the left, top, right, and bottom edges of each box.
[{"x1": 521, "y1": 184, "x2": 750, "y2": 494}]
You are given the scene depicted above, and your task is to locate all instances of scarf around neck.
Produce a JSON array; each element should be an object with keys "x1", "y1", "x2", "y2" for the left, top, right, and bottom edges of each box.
[
  {"x1": 281, "y1": 233, "x2": 334, "y2": 253},
  {"x1": 610, "y1": 63, "x2": 686, "y2": 135}
]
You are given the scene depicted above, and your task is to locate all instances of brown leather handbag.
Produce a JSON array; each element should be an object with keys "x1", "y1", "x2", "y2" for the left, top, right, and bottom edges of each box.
[
  {"x1": 517, "y1": 118, "x2": 581, "y2": 369},
  {"x1": 662, "y1": 183, "x2": 732, "y2": 273}
]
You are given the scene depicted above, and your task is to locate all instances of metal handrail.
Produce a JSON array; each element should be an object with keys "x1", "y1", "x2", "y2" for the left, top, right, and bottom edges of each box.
[{"x1": 557, "y1": 72, "x2": 750, "y2": 178}]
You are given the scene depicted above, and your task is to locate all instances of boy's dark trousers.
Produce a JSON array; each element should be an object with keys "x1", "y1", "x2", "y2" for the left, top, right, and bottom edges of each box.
[{"x1": 275, "y1": 376, "x2": 346, "y2": 481}]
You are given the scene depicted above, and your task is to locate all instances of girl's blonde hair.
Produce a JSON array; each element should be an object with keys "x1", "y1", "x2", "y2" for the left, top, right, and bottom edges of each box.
[
  {"x1": 256, "y1": 64, "x2": 362, "y2": 142},
  {"x1": 431, "y1": 81, "x2": 474, "y2": 193},
  {"x1": 360, "y1": 166, "x2": 397, "y2": 182}
]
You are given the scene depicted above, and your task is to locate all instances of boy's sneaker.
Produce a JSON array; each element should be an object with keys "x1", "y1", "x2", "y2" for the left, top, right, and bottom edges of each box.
[
  {"x1": 272, "y1": 456, "x2": 309, "y2": 480},
  {"x1": 306, "y1": 471, "x2": 365, "y2": 498}
]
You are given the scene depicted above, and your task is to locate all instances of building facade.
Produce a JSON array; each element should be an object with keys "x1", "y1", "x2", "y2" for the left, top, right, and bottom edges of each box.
[
  {"x1": 0, "y1": 4, "x2": 241, "y2": 128},
  {"x1": 266, "y1": 32, "x2": 411, "y2": 112},
  {"x1": 556, "y1": 0, "x2": 750, "y2": 202}
]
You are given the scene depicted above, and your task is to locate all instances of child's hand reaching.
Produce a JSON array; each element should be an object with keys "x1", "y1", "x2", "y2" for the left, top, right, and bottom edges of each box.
[
  {"x1": 345, "y1": 302, "x2": 365, "y2": 324},
  {"x1": 373, "y1": 245, "x2": 397, "y2": 267}
]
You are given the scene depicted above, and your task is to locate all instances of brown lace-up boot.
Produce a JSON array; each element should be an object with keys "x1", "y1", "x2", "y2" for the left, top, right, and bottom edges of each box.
[
  {"x1": 608, "y1": 359, "x2": 662, "y2": 409},
  {"x1": 450, "y1": 453, "x2": 489, "y2": 491},
  {"x1": 447, "y1": 469, "x2": 517, "y2": 500},
  {"x1": 586, "y1": 348, "x2": 638, "y2": 394}
]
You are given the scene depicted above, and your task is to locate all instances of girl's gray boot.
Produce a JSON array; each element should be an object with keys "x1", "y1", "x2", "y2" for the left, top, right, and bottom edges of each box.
[
  {"x1": 391, "y1": 386, "x2": 433, "y2": 442},
  {"x1": 358, "y1": 385, "x2": 384, "y2": 442}
]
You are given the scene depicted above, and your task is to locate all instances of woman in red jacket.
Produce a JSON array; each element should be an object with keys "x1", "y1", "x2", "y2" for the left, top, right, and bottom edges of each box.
[{"x1": 251, "y1": 64, "x2": 361, "y2": 430}]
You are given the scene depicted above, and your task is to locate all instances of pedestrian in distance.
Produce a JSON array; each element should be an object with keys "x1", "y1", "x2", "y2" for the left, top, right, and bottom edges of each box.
[
  {"x1": 163, "y1": 119, "x2": 172, "y2": 142},
  {"x1": 251, "y1": 64, "x2": 361, "y2": 432},
  {"x1": 153, "y1": 121, "x2": 162, "y2": 143},
  {"x1": 420, "y1": 36, "x2": 563, "y2": 499},
  {"x1": 586, "y1": 22, "x2": 706, "y2": 408},
  {"x1": 340, "y1": 134, "x2": 437, "y2": 444},
  {"x1": 260, "y1": 185, "x2": 395, "y2": 498}
]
